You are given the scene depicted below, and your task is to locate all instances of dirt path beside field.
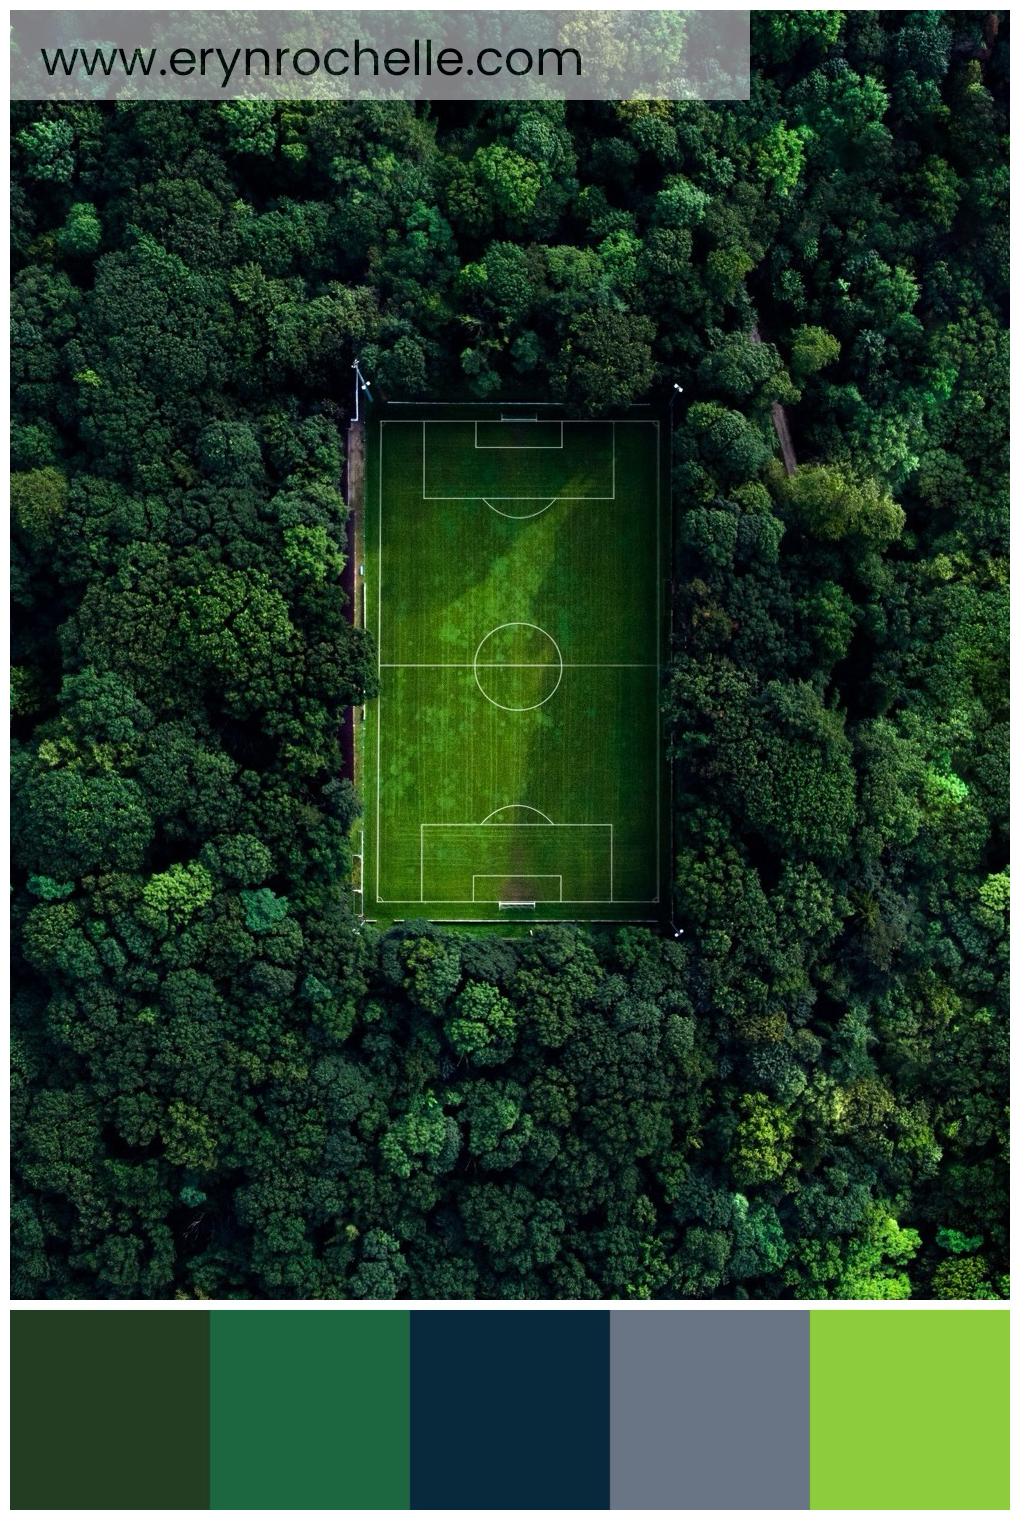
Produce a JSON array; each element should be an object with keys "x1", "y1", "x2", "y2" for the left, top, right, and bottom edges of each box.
[{"x1": 750, "y1": 324, "x2": 798, "y2": 475}]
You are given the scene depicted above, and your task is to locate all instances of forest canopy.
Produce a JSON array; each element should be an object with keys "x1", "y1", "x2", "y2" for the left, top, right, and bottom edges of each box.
[{"x1": 10, "y1": 10, "x2": 1009, "y2": 1299}]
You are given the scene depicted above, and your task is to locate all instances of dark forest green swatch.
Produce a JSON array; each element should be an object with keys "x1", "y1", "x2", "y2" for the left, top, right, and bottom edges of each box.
[
  {"x1": 10, "y1": 1310, "x2": 210, "y2": 1510},
  {"x1": 209, "y1": 1309, "x2": 409, "y2": 1509}
]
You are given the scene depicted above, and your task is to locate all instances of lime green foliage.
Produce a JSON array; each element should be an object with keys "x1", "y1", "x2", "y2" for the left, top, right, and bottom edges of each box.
[
  {"x1": 756, "y1": 123, "x2": 811, "y2": 197},
  {"x1": 282, "y1": 523, "x2": 345, "y2": 586},
  {"x1": 140, "y1": 862, "x2": 215, "y2": 929},
  {"x1": 788, "y1": 324, "x2": 841, "y2": 381},
  {"x1": 380, "y1": 1092, "x2": 453, "y2": 1179},
  {"x1": 792, "y1": 1204, "x2": 919, "y2": 1299},
  {"x1": 973, "y1": 868, "x2": 1008, "y2": 929},
  {"x1": 446, "y1": 982, "x2": 517, "y2": 1060},
  {"x1": 474, "y1": 143, "x2": 542, "y2": 227},
  {"x1": 219, "y1": 99, "x2": 277, "y2": 156},
  {"x1": 11, "y1": 467, "x2": 68, "y2": 545},
  {"x1": 56, "y1": 202, "x2": 102, "y2": 258},
  {"x1": 729, "y1": 1092, "x2": 795, "y2": 1186},
  {"x1": 365, "y1": 417, "x2": 663, "y2": 921},
  {"x1": 931, "y1": 1256, "x2": 1003, "y2": 1299},
  {"x1": 17, "y1": 117, "x2": 75, "y2": 182},
  {"x1": 781, "y1": 462, "x2": 905, "y2": 543}
]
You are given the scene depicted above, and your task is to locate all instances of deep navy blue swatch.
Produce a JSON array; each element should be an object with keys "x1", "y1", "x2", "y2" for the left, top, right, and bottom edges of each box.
[{"x1": 411, "y1": 1310, "x2": 610, "y2": 1510}]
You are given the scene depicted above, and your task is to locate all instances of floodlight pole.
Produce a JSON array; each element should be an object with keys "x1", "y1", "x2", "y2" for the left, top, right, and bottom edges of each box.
[
  {"x1": 668, "y1": 382, "x2": 684, "y2": 426},
  {"x1": 352, "y1": 359, "x2": 373, "y2": 424}
]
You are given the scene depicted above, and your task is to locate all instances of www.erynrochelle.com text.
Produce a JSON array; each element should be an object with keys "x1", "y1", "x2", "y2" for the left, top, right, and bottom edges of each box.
[{"x1": 41, "y1": 39, "x2": 583, "y2": 87}]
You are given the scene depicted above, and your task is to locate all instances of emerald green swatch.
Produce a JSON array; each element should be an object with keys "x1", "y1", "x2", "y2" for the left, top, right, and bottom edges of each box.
[
  {"x1": 810, "y1": 1310, "x2": 1010, "y2": 1509},
  {"x1": 210, "y1": 1309, "x2": 409, "y2": 1509},
  {"x1": 10, "y1": 1309, "x2": 210, "y2": 1510}
]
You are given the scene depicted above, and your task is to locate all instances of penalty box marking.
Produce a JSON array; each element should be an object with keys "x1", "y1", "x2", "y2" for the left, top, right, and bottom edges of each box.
[
  {"x1": 418, "y1": 821, "x2": 614, "y2": 905},
  {"x1": 422, "y1": 419, "x2": 616, "y2": 500}
]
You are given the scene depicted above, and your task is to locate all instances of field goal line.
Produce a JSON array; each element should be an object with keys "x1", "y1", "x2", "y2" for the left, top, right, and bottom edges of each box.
[
  {"x1": 474, "y1": 419, "x2": 563, "y2": 449},
  {"x1": 422, "y1": 419, "x2": 616, "y2": 500}
]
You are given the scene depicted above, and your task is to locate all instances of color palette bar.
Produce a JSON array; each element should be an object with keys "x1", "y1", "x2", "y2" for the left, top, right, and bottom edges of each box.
[{"x1": 10, "y1": 1309, "x2": 1009, "y2": 1510}]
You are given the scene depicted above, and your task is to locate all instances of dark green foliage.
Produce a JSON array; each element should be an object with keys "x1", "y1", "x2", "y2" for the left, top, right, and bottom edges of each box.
[{"x1": 10, "y1": 12, "x2": 1008, "y2": 1298}]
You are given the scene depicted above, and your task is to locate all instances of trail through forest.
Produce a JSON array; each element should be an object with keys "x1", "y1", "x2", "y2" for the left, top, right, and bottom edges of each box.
[{"x1": 751, "y1": 323, "x2": 798, "y2": 474}]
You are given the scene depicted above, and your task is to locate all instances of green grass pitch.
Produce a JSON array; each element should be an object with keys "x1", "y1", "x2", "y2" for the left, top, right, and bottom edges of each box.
[{"x1": 361, "y1": 411, "x2": 667, "y2": 923}]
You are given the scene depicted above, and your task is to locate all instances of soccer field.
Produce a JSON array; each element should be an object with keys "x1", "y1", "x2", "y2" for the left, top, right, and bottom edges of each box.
[{"x1": 361, "y1": 411, "x2": 667, "y2": 923}]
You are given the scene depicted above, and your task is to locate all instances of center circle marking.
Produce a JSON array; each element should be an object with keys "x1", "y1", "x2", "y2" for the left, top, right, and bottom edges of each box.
[{"x1": 473, "y1": 623, "x2": 564, "y2": 712}]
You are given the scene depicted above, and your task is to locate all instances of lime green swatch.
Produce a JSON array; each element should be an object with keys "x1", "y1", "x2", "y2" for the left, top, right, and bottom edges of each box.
[
  {"x1": 810, "y1": 1310, "x2": 1009, "y2": 1509},
  {"x1": 210, "y1": 1309, "x2": 409, "y2": 1509}
]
